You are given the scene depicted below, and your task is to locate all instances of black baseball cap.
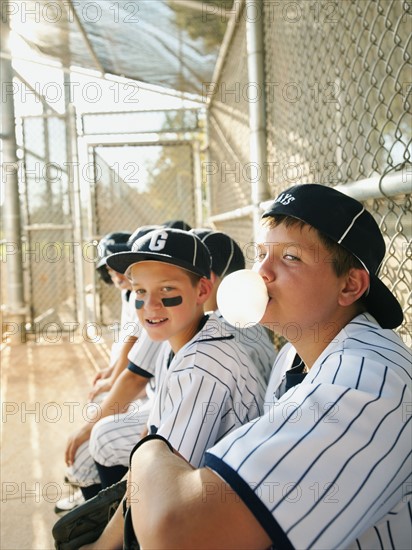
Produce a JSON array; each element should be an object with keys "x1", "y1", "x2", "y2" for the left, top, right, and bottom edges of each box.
[
  {"x1": 96, "y1": 231, "x2": 132, "y2": 283},
  {"x1": 163, "y1": 220, "x2": 192, "y2": 231},
  {"x1": 127, "y1": 221, "x2": 191, "y2": 249},
  {"x1": 262, "y1": 184, "x2": 404, "y2": 329},
  {"x1": 107, "y1": 228, "x2": 211, "y2": 279},
  {"x1": 190, "y1": 228, "x2": 245, "y2": 278},
  {"x1": 127, "y1": 225, "x2": 163, "y2": 249}
]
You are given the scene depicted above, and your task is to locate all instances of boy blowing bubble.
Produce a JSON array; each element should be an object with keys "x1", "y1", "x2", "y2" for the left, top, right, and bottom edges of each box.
[{"x1": 119, "y1": 184, "x2": 410, "y2": 550}]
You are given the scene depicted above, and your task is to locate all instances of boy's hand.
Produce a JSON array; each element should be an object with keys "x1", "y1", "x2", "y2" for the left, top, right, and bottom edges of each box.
[
  {"x1": 65, "y1": 424, "x2": 93, "y2": 466},
  {"x1": 88, "y1": 378, "x2": 113, "y2": 401},
  {"x1": 92, "y1": 366, "x2": 113, "y2": 386}
]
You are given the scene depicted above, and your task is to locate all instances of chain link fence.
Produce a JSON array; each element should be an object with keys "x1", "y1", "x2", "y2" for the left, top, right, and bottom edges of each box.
[
  {"x1": 15, "y1": 110, "x2": 200, "y2": 331},
  {"x1": 9, "y1": 1, "x2": 411, "y2": 343},
  {"x1": 91, "y1": 142, "x2": 196, "y2": 325},
  {"x1": 20, "y1": 115, "x2": 78, "y2": 331},
  {"x1": 207, "y1": 13, "x2": 255, "y2": 254},
  {"x1": 264, "y1": 0, "x2": 410, "y2": 189},
  {"x1": 207, "y1": 0, "x2": 411, "y2": 343}
]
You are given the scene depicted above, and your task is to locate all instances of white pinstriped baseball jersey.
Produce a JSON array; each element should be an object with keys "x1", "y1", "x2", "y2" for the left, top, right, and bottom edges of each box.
[
  {"x1": 147, "y1": 312, "x2": 267, "y2": 467},
  {"x1": 215, "y1": 310, "x2": 277, "y2": 385},
  {"x1": 127, "y1": 330, "x2": 167, "y2": 379},
  {"x1": 103, "y1": 309, "x2": 275, "y2": 470},
  {"x1": 205, "y1": 313, "x2": 411, "y2": 549}
]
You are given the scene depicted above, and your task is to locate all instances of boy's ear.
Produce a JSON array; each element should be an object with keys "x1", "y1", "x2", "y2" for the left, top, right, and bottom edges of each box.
[
  {"x1": 197, "y1": 277, "x2": 213, "y2": 305},
  {"x1": 338, "y1": 268, "x2": 370, "y2": 306}
]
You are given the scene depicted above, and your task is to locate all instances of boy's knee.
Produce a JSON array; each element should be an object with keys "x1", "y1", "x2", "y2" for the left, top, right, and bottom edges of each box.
[{"x1": 89, "y1": 420, "x2": 114, "y2": 461}]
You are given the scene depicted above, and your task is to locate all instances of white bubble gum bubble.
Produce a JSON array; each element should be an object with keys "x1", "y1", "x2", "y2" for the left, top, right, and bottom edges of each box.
[{"x1": 217, "y1": 269, "x2": 269, "y2": 327}]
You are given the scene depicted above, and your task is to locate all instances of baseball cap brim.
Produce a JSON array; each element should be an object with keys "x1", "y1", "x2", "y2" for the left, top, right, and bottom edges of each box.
[
  {"x1": 96, "y1": 242, "x2": 131, "y2": 270},
  {"x1": 107, "y1": 251, "x2": 208, "y2": 278},
  {"x1": 96, "y1": 257, "x2": 108, "y2": 269}
]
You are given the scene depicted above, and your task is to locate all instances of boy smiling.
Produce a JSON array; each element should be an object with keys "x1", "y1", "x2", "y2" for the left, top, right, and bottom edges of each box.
[
  {"x1": 133, "y1": 260, "x2": 207, "y2": 349},
  {"x1": 106, "y1": 228, "x2": 265, "y2": 467}
]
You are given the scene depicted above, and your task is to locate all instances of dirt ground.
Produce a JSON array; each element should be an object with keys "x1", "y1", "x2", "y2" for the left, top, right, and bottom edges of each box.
[{"x1": 1, "y1": 333, "x2": 111, "y2": 550}]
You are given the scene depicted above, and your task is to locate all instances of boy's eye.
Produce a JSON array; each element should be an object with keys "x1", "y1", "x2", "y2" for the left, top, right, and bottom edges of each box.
[
  {"x1": 256, "y1": 246, "x2": 267, "y2": 261},
  {"x1": 283, "y1": 244, "x2": 301, "y2": 262},
  {"x1": 135, "y1": 288, "x2": 145, "y2": 295},
  {"x1": 161, "y1": 286, "x2": 174, "y2": 292}
]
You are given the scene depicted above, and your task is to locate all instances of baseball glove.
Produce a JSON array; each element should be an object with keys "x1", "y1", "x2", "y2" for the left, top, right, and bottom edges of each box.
[{"x1": 52, "y1": 480, "x2": 127, "y2": 550}]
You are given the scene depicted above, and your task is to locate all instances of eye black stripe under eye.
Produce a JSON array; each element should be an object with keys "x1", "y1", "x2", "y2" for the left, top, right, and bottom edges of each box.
[
  {"x1": 162, "y1": 296, "x2": 182, "y2": 307},
  {"x1": 135, "y1": 300, "x2": 144, "y2": 309}
]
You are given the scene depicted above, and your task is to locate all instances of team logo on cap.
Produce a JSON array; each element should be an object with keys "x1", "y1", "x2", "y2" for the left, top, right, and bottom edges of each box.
[
  {"x1": 149, "y1": 230, "x2": 168, "y2": 251},
  {"x1": 274, "y1": 193, "x2": 296, "y2": 206}
]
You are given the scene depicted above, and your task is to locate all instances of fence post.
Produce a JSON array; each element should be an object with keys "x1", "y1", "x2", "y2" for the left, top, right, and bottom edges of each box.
[
  {"x1": 67, "y1": 104, "x2": 87, "y2": 330},
  {"x1": 1, "y1": 6, "x2": 26, "y2": 344},
  {"x1": 245, "y1": 0, "x2": 271, "y2": 238}
]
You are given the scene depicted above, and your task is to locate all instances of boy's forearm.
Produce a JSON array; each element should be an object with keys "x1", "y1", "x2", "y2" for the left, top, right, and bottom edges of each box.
[
  {"x1": 109, "y1": 337, "x2": 137, "y2": 381},
  {"x1": 85, "y1": 368, "x2": 147, "y2": 429},
  {"x1": 98, "y1": 368, "x2": 147, "y2": 419},
  {"x1": 130, "y1": 440, "x2": 199, "y2": 548},
  {"x1": 129, "y1": 440, "x2": 271, "y2": 550}
]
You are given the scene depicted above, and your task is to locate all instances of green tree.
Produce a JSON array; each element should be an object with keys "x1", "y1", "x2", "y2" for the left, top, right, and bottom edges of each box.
[{"x1": 167, "y1": 0, "x2": 234, "y2": 51}]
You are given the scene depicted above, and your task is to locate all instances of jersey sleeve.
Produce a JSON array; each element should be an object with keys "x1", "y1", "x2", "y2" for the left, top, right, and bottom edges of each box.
[
  {"x1": 205, "y1": 356, "x2": 411, "y2": 549},
  {"x1": 149, "y1": 367, "x2": 228, "y2": 468},
  {"x1": 127, "y1": 333, "x2": 164, "y2": 378},
  {"x1": 127, "y1": 362, "x2": 153, "y2": 378}
]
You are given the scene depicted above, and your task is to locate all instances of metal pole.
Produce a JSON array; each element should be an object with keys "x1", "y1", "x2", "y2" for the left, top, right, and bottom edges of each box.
[
  {"x1": 259, "y1": 172, "x2": 412, "y2": 211},
  {"x1": 67, "y1": 104, "x2": 87, "y2": 328},
  {"x1": 1, "y1": 7, "x2": 26, "y2": 344},
  {"x1": 64, "y1": 0, "x2": 105, "y2": 76},
  {"x1": 193, "y1": 139, "x2": 203, "y2": 226},
  {"x1": 245, "y1": 0, "x2": 270, "y2": 237},
  {"x1": 202, "y1": 110, "x2": 213, "y2": 225}
]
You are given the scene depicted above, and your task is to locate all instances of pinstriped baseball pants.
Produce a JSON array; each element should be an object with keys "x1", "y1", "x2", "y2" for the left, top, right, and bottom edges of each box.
[{"x1": 65, "y1": 397, "x2": 151, "y2": 487}]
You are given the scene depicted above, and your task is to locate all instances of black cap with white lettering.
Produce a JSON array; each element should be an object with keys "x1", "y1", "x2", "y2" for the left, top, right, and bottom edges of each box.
[
  {"x1": 127, "y1": 225, "x2": 163, "y2": 249},
  {"x1": 262, "y1": 184, "x2": 403, "y2": 329},
  {"x1": 127, "y1": 220, "x2": 192, "y2": 249},
  {"x1": 107, "y1": 228, "x2": 211, "y2": 279}
]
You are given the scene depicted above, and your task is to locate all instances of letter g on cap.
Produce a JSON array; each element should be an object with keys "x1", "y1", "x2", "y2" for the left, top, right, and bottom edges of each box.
[{"x1": 149, "y1": 230, "x2": 168, "y2": 251}]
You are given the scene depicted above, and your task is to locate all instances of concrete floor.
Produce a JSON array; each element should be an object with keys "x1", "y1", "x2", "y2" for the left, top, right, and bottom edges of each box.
[{"x1": 1, "y1": 333, "x2": 111, "y2": 550}]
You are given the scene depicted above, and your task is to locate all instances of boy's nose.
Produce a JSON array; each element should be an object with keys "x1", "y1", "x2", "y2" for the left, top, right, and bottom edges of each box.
[
  {"x1": 257, "y1": 257, "x2": 275, "y2": 284},
  {"x1": 145, "y1": 293, "x2": 163, "y2": 310}
]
